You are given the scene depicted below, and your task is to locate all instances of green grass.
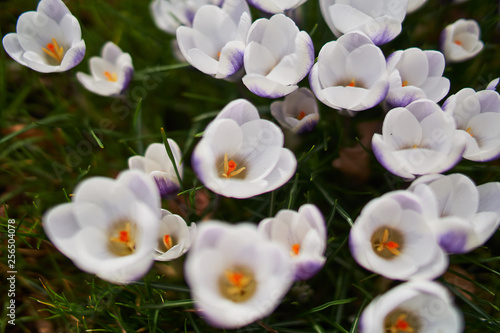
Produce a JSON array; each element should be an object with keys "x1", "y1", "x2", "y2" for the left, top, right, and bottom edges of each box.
[{"x1": 1, "y1": 0, "x2": 500, "y2": 332}]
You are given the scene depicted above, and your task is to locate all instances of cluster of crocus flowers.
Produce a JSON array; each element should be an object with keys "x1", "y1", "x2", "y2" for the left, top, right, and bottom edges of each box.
[
  {"x1": 270, "y1": 87, "x2": 319, "y2": 134},
  {"x1": 76, "y1": 41, "x2": 134, "y2": 97},
  {"x1": 441, "y1": 19, "x2": 484, "y2": 63},
  {"x1": 2, "y1": 0, "x2": 85, "y2": 73},
  {"x1": 128, "y1": 140, "x2": 184, "y2": 197},
  {"x1": 192, "y1": 99, "x2": 297, "y2": 198}
]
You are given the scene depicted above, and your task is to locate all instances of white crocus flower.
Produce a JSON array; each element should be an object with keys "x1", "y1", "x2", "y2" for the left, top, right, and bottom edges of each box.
[
  {"x1": 319, "y1": 0, "x2": 408, "y2": 45},
  {"x1": 309, "y1": 31, "x2": 389, "y2": 113},
  {"x1": 408, "y1": 173, "x2": 500, "y2": 254},
  {"x1": 2, "y1": 0, "x2": 85, "y2": 73},
  {"x1": 184, "y1": 221, "x2": 294, "y2": 329},
  {"x1": 247, "y1": 0, "x2": 307, "y2": 14},
  {"x1": 176, "y1": 0, "x2": 251, "y2": 79},
  {"x1": 192, "y1": 99, "x2": 297, "y2": 198},
  {"x1": 270, "y1": 87, "x2": 319, "y2": 134},
  {"x1": 128, "y1": 140, "x2": 183, "y2": 197},
  {"x1": 360, "y1": 281, "x2": 463, "y2": 333},
  {"x1": 441, "y1": 19, "x2": 484, "y2": 63},
  {"x1": 76, "y1": 42, "x2": 133, "y2": 97},
  {"x1": 242, "y1": 14, "x2": 314, "y2": 98},
  {"x1": 259, "y1": 204, "x2": 326, "y2": 280},
  {"x1": 42, "y1": 170, "x2": 161, "y2": 284},
  {"x1": 350, "y1": 191, "x2": 448, "y2": 280},
  {"x1": 372, "y1": 99, "x2": 466, "y2": 180},
  {"x1": 150, "y1": 0, "x2": 222, "y2": 35},
  {"x1": 407, "y1": 0, "x2": 428, "y2": 13},
  {"x1": 442, "y1": 83, "x2": 500, "y2": 161},
  {"x1": 385, "y1": 48, "x2": 450, "y2": 108},
  {"x1": 154, "y1": 210, "x2": 196, "y2": 261}
]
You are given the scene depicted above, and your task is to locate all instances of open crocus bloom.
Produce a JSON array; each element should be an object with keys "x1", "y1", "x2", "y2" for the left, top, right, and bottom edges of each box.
[
  {"x1": 385, "y1": 48, "x2": 450, "y2": 108},
  {"x1": 372, "y1": 99, "x2": 466, "y2": 180},
  {"x1": 259, "y1": 204, "x2": 326, "y2": 280},
  {"x1": 76, "y1": 42, "x2": 133, "y2": 97},
  {"x1": 408, "y1": 173, "x2": 500, "y2": 254},
  {"x1": 247, "y1": 0, "x2": 307, "y2": 14},
  {"x1": 184, "y1": 221, "x2": 294, "y2": 328},
  {"x1": 176, "y1": 0, "x2": 251, "y2": 79},
  {"x1": 319, "y1": 0, "x2": 408, "y2": 45},
  {"x1": 128, "y1": 140, "x2": 183, "y2": 197},
  {"x1": 360, "y1": 280, "x2": 463, "y2": 333},
  {"x1": 242, "y1": 14, "x2": 314, "y2": 98},
  {"x1": 407, "y1": 0, "x2": 428, "y2": 13},
  {"x1": 270, "y1": 87, "x2": 319, "y2": 134},
  {"x1": 150, "y1": 0, "x2": 222, "y2": 35},
  {"x1": 192, "y1": 99, "x2": 297, "y2": 198},
  {"x1": 154, "y1": 209, "x2": 196, "y2": 261},
  {"x1": 442, "y1": 84, "x2": 500, "y2": 161},
  {"x1": 309, "y1": 31, "x2": 389, "y2": 113},
  {"x1": 350, "y1": 191, "x2": 448, "y2": 280},
  {"x1": 441, "y1": 19, "x2": 484, "y2": 63},
  {"x1": 2, "y1": 0, "x2": 85, "y2": 73},
  {"x1": 42, "y1": 170, "x2": 161, "y2": 284}
]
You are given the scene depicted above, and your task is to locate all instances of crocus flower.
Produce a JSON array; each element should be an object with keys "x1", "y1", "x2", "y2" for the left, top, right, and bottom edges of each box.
[
  {"x1": 176, "y1": 0, "x2": 251, "y2": 79},
  {"x1": 76, "y1": 42, "x2": 133, "y2": 97},
  {"x1": 408, "y1": 173, "x2": 500, "y2": 254},
  {"x1": 319, "y1": 0, "x2": 408, "y2": 45},
  {"x1": 192, "y1": 99, "x2": 297, "y2": 198},
  {"x1": 372, "y1": 99, "x2": 466, "y2": 180},
  {"x1": 360, "y1": 280, "x2": 463, "y2": 333},
  {"x1": 2, "y1": 0, "x2": 85, "y2": 73},
  {"x1": 442, "y1": 83, "x2": 500, "y2": 161},
  {"x1": 154, "y1": 209, "x2": 196, "y2": 261},
  {"x1": 128, "y1": 140, "x2": 183, "y2": 197},
  {"x1": 385, "y1": 48, "x2": 450, "y2": 108},
  {"x1": 242, "y1": 14, "x2": 314, "y2": 98},
  {"x1": 42, "y1": 170, "x2": 161, "y2": 284},
  {"x1": 407, "y1": 0, "x2": 428, "y2": 13},
  {"x1": 350, "y1": 191, "x2": 448, "y2": 280},
  {"x1": 309, "y1": 31, "x2": 389, "y2": 113},
  {"x1": 247, "y1": 0, "x2": 307, "y2": 14},
  {"x1": 150, "y1": 0, "x2": 222, "y2": 35},
  {"x1": 441, "y1": 19, "x2": 484, "y2": 63},
  {"x1": 259, "y1": 204, "x2": 326, "y2": 280},
  {"x1": 270, "y1": 87, "x2": 319, "y2": 134},
  {"x1": 184, "y1": 221, "x2": 294, "y2": 328}
]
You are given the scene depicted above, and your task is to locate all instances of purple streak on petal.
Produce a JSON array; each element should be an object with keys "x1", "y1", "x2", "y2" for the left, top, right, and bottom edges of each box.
[
  {"x1": 439, "y1": 231, "x2": 467, "y2": 254},
  {"x1": 295, "y1": 118, "x2": 318, "y2": 134},
  {"x1": 226, "y1": 49, "x2": 244, "y2": 77},
  {"x1": 249, "y1": 85, "x2": 288, "y2": 99},
  {"x1": 153, "y1": 175, "x2": 180, "y2": 198},
  {"x1": 246, "y1": 0, "x2": 271, "y2": 13},
  {"x1": 185, "y1": 9, "x2": 195, "y2": 25},
  {"x1": 66, "y1": 47, "x2": 86, "y2": 70},
  {"x1": 386, "y1": 91, "x2": 419, "y2": 109},
  {"x1": 370, "y1": 83, "x2": 390, "y2": 108},
  {"x1": 371, "y1": 27, "x2": 397, "y2": 46},
  {"x1": 120, "y1": 67, "x2": 134, "y2": 95},
  {"x1": 294, "y1": 260, "x2": 324, "y2": 280}
]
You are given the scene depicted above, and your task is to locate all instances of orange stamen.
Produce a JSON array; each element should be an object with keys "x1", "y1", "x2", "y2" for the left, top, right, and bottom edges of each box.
[
  {"x1": 227, "y1": 160, "x2": 237, "y2": 175},
  {"x1": 291, "y1": 243, "x2": 300, "y2": 256},
  {"x1": 42, "y1": 38, "x2": 64, "y2": 63},
  {"x1": 454, "y1": 40, "x2": 462, "y2": 46},
  {"x1": 412, "y1": 144, "x2": 418, "y2": 149},
  {"x1": 222, "y1": 153, "x2": 246, "y2": 178},
  {"x1": 226, "y1": 272, "x2": 244, "y2": 287},
  {"x1": 347, "y1": 78, "x2": 355, "y2": 87},
  {"x1": 402, "y1": 80, "x2": 408, "y2": 87},
  {"x1": 391, "y1": 314, "x2": 414, "y2": 332},
  {"x1": 104, "y1": 71, "x2": 118, "y2": 82},
  {"x1": 163, "y1": 234, "x2": 173, "y2": 250},
  {"x1": 376, "y1": 229, "x2": 401, "y2": 256},
  {"x1": 119, "y1": 230, "x2": 130, "y2": 243},
  {"x1": 466, "y1": 127, "x2": 473, "y2": 137},
  {"x1": 297, "y1": 111, "x2": 306, "y2": 120}
]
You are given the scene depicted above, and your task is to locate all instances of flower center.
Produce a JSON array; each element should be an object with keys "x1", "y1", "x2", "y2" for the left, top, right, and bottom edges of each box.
[
  {"x1": 219, "y1": 266, "x2": 256, "y2": 303},
  {"x1": 384, "y1": 310, "x2": 421, "y2": 333},
  {"x1": 163, "y1": 234, "x2": 173, "y2": 250},
  {"x1": 454, "y1": 40, "x2": 462, "y2": 46},
  {"x1": 104, "y1": 71, "x2": 118, "y2": 82},
  {"x1": 291, "y1": 243, "x2": 300, "y2": 256},
  {"x1": 221, "y1": 153, "x2": 246, "y2": 179},
  {"x1": 296, "y1": 111, "x2": 306, "y2": 120},
  {"x1": 402, "y1": 80, "x2": 408, "y2": 87},
  {"x1": 371, "y1": 227, "x2": 404, "y2": 259},
  {"x1": 42, "y1": 38, "x2": 64, "y2": 64},
  {"x1": 108, "y1": 221, "x2": 136, "y2": 256},
  {"x1": 347, "y1": 78, "x2": 356, "y2": 87}
]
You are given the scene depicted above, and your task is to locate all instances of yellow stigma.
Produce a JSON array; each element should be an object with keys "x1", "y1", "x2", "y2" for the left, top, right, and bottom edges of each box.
[
  {"x1": 402, "y1": 80, "x2": 408, "y2": 87},
  {"x1": 290, "y1": 243, "x2": 300, "y2": 256},
  {"x1": 375, "y1": 229, "x2": 401, "y2": 256},
  {"x1": 109, "y1": 222, "x2": 136, "y2": 256},
  {"x1": 42, "y1": 38, "x2": 64, "y2": 64},
  {"x1": 219, "y1": 267, "x2": 256, "y2": 302},
  {"x1": 222, "y1": 153, "x2": 246, "y2": 178},
  {"x1": 466, "y1": 127, "x2": 473, "y2": 137},
  {"x1": 104, "y1": 71, "x2": 118, "y2": 82}
]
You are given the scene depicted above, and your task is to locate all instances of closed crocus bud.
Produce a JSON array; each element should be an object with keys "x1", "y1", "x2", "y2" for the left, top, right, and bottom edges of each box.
[
  {"x1": 360, "y1": 281, "x2": 463, "y2": 333},
  {"x1": 128, "y1": 140, "x2": 183, "y2": 198},
  {"x1": 385, "y1": 48, "x2": 450, "y2": 108},
  {"x1": 408, "y1": 173, "x2": 500, "y2": 254},
  {"x1": 259, "y1": 204, "x2": 326, "y2": 280},
  {"x1": 247, "y1": 0, "x2": 307, "y2": 14},
  {"x1": 2, "y1": 0, "x2": 85, "y2": 73},
  {"x1": 76, "y1": 42, "x2": 133, "y2": 97},
  {"x1": 176, "y1": 0, "x2": 251, "y2": 79},
  {"x1": 270, "y1": 87, "x2": 319, "y2": 134},
  {"x1": 319, "y1": 0, "x2": 408, "y2": 45},
  {"x1": 154, "y1": 209, "x2": 196, "y2": 261},
  {"x1": 42, "y1": 170, "x2": 161, "y2": 284},
  {"x1": 372, "y1": 99, "x2": 466, "y2": 180},
  {"x1": 184, "y1": 221, "x2": 294, "y2": 329},
  {"x1": 441, "y1": 19, "x2": 484, "y2": 63},
  {"x1": 309, "y1": 31, "x2": 389, "y2": 113},
  {"x1": 442, "y1": 84, "x2": 500, "y2": 161},
  {"x1": 242, "y1": 14, "x2": 314, "y2": 98},
  {"x1": 192, "y1": 99, "x2": 297, "y2": 198}
]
